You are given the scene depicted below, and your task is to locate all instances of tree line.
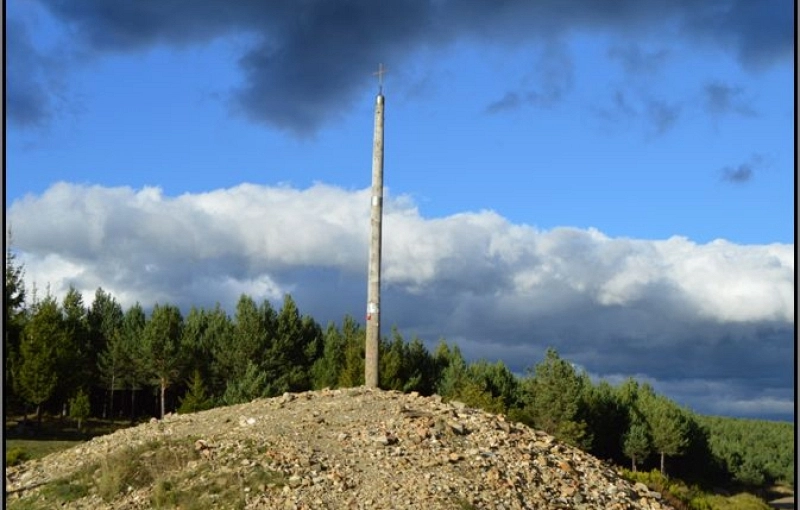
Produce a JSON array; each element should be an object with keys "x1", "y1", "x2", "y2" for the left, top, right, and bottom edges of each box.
[{"x1": 3, "y1": 249, "x2": 793, "y2": 489}]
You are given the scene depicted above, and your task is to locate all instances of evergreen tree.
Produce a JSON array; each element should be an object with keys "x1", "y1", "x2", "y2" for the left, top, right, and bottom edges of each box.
[
  {"x1": 177, "y1": 369, "x2": 214, "y2": 414},
  {"x1": 69, "y1": 389, "x2": 91, "y2": 431},
  {"x1": 181, "y1": 307, "x2": 212, "y2": 384},
  {"x1": 16, "y1": 295, "x2": 62, "y2": 424},
  {"x1": 222, "y1": 361, "x2": 269, "y2": 405},
  {"x1": 521, "y1": 348, "x2": 591, "y2": 449},
  {"x1": 202, "y1": 304, "x2": 234, "y2": 397},
  {"x1": 311, "y1": 322, "x2": 347, "y2": 389},
  {"x1": 435, "y1": 342, "x2": 467, "y2": 399},
  {"x1": 582, "y1": 380, "x2": 629, "y2": 463},
  {"x1": 214, "y1": 295, "x2": 269, "y2": 387},
  {"x1": 90, "y1": 288, "x2": 124, "y2": 418},
  {"x1": 641, "y1": 392, "x2": 689, "y2": 476},
  {"x1": 97, "y1": 329, "x2": 127, "y2": 419},
  {"x1": 379, "y1": 328, "x2": 407, "y2": 391},
  {"x1": 268, "y1": 294, "x2": 308, "y2": 394},
  {"x1": 142, "y1": 303, "x2": 184, "y2": 418},
  {"x1": 337, "y1": 315, "x2": 365, "y2": 387},
  {"x1": 120, "y1": 303, "x2": 147, "y2": 422},
  {"x1": 56, "y1": 287, "x2": 90, "y2": 411},
  {"x1": 467, "y1": 360, "x2": 519, "y2": 413},
  {"x1": 623, "y1": 414, "x2": 652, "y2": 472},
  {"x1": 4, "y1": 239, "x2": 27, "y2": 408},
  {"x1": 403, "y1": 336, "x2": 436, "y2": 395}
]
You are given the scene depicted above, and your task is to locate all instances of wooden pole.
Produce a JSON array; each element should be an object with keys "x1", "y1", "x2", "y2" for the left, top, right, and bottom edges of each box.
[{"x1": 365, "y1": 65, "x2": 385, "y2": 388}]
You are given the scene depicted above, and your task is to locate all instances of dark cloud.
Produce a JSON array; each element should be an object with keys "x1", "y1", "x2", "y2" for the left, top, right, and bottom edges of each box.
[
  {"x1": 16, "y1": 0, "x2": 793, "y2": 133},
  {"x1": 720, "y1": 154, "x2": 764, "y2": 183},
  {"x1": 683, "y1": 0, "x2": 795, "y2": 71},
  {"x1": 7, "y1": 19, "x2": 57, "y2": 127},
  {"x1": 704, "y1": 82, "x2": 757, "y2": 117}
]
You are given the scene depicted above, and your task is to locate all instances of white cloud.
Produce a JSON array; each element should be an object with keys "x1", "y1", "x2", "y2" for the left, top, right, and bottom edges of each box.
[{"x1": 8, "y1": 182, "x2": 794, "y2": 419}]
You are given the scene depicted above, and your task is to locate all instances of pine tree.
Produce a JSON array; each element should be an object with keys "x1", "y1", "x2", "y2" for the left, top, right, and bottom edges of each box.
[
  {"x1": 142, "y1": 303, "x2": 184, "y2": 418},
  {"x1": 311, "y1": 322, "x2": 347, "y2": 389},
  {"x1": 90, "y1": 288, "x2": 124, "y2": 418},
  {"x1": 641, "y1": 392, "x2": 689, "y2": 476},
  {"x1": 58, "y1": 287, "x2": 90, "y2": 408},
  {"x1": 215, "y1": 295, "x2": 268, "y2": 387},
  {"x1": 69, "y1": 389, "x2": 91, "y2": 431},
  {"x1": 181, "y1": 307, "x2": 212, "y2": 384},
  {"x1": 222, "y1": 361, "x2": 268, "y2": 405},
  {"x1": 523, "y1": 348, "x2": 591, "y2": 448},
  {"x1": 338, "y1": 315, "x2": 365, "y2": 387},
  {"x1": 379, "y1": 328, "x2": 406, "y2": 391},
  {"x1": 121, "y1": 303, "x2": 147, "y2": 422},
  {"x1": 4, "y1": 238, "x2": 27, "y2": 407},
  {"x1": 178, "y1": 369, "x2": 214, "y2": 414},
  {"x1": 623, "y1": 414, "x2": 652, "y2": 472},
  {"x1": 435, "y1": 343, "x2": 467, "y2": 400},
  {"x1": 403, "y1": 336, "x2": 435, "y2": 395},
  {"x1": 17, "y1": 295, "x2": 62, "y2": 425}
]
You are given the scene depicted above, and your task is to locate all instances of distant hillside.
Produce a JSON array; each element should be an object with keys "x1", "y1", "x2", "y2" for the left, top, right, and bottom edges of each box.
[{"x1": 696, "y1": 415, "x2": 794, "y2": 487}]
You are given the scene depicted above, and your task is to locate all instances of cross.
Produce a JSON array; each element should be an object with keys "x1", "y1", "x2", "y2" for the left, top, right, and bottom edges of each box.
[{"x1": 373, "y1": 63, "x2": 387, "y2": 94}]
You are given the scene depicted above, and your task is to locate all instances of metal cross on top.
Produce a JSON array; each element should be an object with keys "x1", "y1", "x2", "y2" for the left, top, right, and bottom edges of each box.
[{"x1": 373, "y1": 63, "x2": 387, "y2": 94}]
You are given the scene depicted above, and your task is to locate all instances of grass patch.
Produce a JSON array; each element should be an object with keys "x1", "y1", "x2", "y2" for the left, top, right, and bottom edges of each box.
[
  {"x1": 6, "y1": 468, "x2": 93, "y2": 510},
  {"x1": 5, "y1": 439, "x2": 83, "y2": 464},
  {"x1": 7, "y1": 436, "x2": 289, "y2": 509},
  {"x1": 6, "y1": 447, "x2": 29, "y2": 466},
  {"x1": 622, "y1": 469, "x2": 774, "y2": 510},
  {"x1": 95, "y1": 439, "x2": 201, "y2": 501},
  {"x1": 148, "y1": 458, "x2": 288, "y2": 509}
]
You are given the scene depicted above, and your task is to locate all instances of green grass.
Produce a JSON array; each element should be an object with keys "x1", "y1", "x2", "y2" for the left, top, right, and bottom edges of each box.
[
  {"x1": 5, "y1": 413, "x2": 140, "y2": 466},
  {"x1": 621, "y1": 469, "x2": 775, "y2": 510},
  {"x1": 7, "y1": 435, "x2": 290, "y2": 510},
  {"x1": 6, "y1": 467, "x2": 94, "y2": 510},
  {"x1": 5, "y1": 440, "x2": 83, "y2": 465}
]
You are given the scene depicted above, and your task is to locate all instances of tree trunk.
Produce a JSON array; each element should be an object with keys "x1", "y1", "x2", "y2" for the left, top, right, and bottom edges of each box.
[
  {"x1": 109, "y1": 373, "x2": 115, "y2": 420},
  {"x1": 36, "y1": 404, "x2": 42, "y2": 428},
  {"x1": 660, "y1": 452, "x2": 665, "y2": 476},
  {"x1": 631, "y1": 456, "x2": 636, "y2": 472},
  {"x1": 160, "y1": 378, "x2": 166, "y2": 419},
  {"x1": 130, "y1": 387, "x2": 137, "y2": 424}
]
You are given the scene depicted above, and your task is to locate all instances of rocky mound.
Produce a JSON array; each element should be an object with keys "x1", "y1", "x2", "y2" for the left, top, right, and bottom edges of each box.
[{"x1": 6, "y1": 387, "x2": 671, "y2": 509}]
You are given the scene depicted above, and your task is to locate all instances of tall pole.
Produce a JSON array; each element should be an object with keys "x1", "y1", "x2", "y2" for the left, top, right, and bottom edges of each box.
[{"x1": 365, "y1": 64, "x2": 385, "y2": 388}]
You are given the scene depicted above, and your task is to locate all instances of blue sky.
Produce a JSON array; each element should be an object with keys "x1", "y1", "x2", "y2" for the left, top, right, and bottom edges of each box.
[{"x1": 6, "y1": 1, "x2": 795, "y2": 421}]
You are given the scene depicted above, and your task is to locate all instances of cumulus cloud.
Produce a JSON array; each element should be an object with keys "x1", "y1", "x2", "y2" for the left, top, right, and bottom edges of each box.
[
  {"x1": 11, "y1": 0, "x2": 794, "y2": 132},
  {"x1": 8, "y1": 182, "x2": 795, "y2": 419}
]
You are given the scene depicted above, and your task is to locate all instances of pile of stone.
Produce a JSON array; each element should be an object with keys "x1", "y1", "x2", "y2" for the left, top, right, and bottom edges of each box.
[{"x1": 6, "y1": 387, "x2": 671, "y2": 509}]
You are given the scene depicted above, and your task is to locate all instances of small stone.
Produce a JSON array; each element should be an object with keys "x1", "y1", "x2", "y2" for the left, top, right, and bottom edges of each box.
[{"x1": 448, "y1": 420, "x2": 466, "y2": 435}]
